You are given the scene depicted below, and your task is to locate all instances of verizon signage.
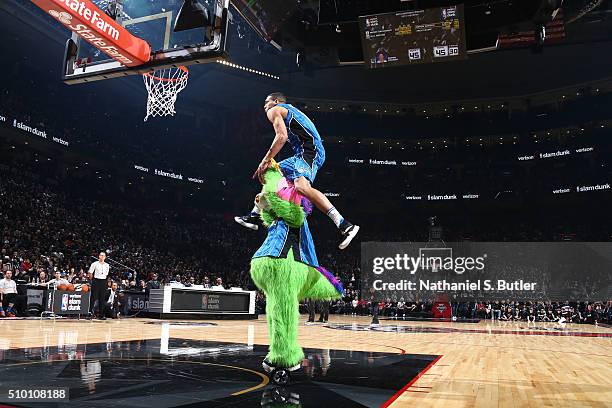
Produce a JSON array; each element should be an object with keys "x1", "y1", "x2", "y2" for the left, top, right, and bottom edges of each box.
[
  {"x1": 30, "y1": 0, "x2": 151, "y2": 67},
  {"x1": 404, "y1": 193, "x2": 480, "y2": 201},
  {"x1": 134, "y1": 164, "x2": 204, "y2": 184},
  {"x1": 0, "y1": 109, "x2": 70, "y2": 147},
  {"x1": 348, "y1": 158, "x2": 418, "y2": 167},
  {"x1": 518, "y1": 147, "x2": 595, "y2": 161},
  {"x1": 553, "y1": 183, "x2": 610, "y2": 194}
]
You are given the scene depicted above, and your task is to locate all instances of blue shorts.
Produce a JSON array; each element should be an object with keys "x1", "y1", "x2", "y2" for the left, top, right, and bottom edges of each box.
[{"x1": 278, "y1": 155, "x2": 324, "y2": 184}]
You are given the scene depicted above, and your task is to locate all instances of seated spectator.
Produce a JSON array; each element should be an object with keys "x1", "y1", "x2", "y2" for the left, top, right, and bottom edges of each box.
[
  {"x1": 31, "y1": 270, "x2": 48, "y2": 285},
  {"x1": 73, "y1": 269, "x2": 88, "y2": 284},
  {"x1": 46, "y1": 270, "x2": 70, "y2": 289},
  {"x1": 145, "y1": 273, "x2": 161, "y2": 293},
  {"x1": 211, "y1": 277, "x2": 225, "y2": 290},
  {"x1": 13, "y1": 269, "x2": 30, "y2": 283},
  {"x1": 20, "y1": 258, "x2": 32, "y2": 274},
  {"x1": 476, "y1": 301, "x2": 486, "y2": 318},
  {"x1": 67, "y1": 268, "x2": 76, "y2": 283},
  {"x1": 119, "y1": 279, "x2": 129, "y2": 291},
  {"x1": 0, "y1": 271, "x2": 26, "y2": 317}
]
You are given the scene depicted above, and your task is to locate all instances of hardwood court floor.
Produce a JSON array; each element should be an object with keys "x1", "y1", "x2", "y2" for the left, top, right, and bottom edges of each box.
[{"x1": 0, "y1": 315, "x2": 610, "y2": 408}]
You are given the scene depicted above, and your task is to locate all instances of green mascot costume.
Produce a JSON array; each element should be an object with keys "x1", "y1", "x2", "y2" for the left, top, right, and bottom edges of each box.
[{"x1": 250, "y1": 161, "x2": 343, "y2": 379}]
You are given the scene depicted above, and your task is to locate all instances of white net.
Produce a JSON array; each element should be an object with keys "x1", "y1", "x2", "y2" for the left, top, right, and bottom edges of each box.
[{"x1": 142, "y1": 66, "x2": 189, "y2": 121}]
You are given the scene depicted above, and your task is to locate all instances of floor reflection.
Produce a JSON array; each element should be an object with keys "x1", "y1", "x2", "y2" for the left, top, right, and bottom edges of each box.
[
  {"x1": 324, "y1": 322, "x2": 612, "y2": 337},
  {"x1": 0, "y1": 338, "x2": 439, "y2": 407}
]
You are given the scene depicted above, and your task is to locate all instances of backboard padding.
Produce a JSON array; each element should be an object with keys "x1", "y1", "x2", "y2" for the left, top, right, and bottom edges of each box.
[{"x1": 64, "y1": 0, "x2": 230, "y2": 84}]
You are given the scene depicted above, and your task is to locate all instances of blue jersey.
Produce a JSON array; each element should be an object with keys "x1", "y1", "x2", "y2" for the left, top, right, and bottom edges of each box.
[
  {"x1": 252, "y1": 218, "x2": 319, "y2": 268},
  {"x1": 277, "y1": 103, "x2": 325, "y2": 167}
]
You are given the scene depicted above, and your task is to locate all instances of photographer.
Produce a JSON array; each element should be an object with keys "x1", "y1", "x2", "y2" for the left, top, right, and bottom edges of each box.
[{"x1": 102, "y1": 281, "x2": 121, "y2": 319}]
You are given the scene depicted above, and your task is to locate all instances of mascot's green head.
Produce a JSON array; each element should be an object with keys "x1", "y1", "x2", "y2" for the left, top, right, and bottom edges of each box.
[{"x1": 254, "y1": 160, "x2": 313, "y2": 229}]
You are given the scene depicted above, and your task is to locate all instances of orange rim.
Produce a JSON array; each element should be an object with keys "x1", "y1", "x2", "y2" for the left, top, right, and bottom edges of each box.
[{"x1": 143, "y1": 66, "x2": 188, "y2": 82}]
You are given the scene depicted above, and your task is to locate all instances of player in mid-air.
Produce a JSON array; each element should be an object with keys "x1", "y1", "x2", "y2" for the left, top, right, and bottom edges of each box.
[{"x1": 235, "y1": 92, "x2": 360, "y2": 249}]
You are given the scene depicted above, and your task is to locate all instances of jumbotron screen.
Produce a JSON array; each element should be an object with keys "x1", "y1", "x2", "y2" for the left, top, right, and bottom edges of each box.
[{"x1": 359, "y1": 5, "x2": 467, "y2": 69}]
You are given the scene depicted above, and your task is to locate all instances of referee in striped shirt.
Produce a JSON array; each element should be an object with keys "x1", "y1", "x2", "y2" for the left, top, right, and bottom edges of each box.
[{"x1": 88, "y1": 252, "x2": 110, "y2": 320}]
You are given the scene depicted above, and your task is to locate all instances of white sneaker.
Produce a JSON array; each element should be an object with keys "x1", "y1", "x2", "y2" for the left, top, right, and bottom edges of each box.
[
  {"x1": 339, "y1": 224, "x2": 360, "y2": 249},
  {"x1": 234, "y1": 214, "x2": 259, "y2": 231}
]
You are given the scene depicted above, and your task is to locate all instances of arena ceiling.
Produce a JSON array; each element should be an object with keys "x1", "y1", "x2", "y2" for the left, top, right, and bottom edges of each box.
[{"x1": 1, "y1": 0, "x2": 611, "y2": 112}]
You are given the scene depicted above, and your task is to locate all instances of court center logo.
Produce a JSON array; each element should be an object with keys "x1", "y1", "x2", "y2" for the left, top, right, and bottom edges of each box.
[{"x1": 49, "y1": 9, "x2": 72, "y2": 25}]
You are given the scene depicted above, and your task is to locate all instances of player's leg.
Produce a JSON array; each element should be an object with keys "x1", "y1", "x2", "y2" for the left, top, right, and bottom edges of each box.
[
  {"x1": 234, "y1": 157, "x2": 300, "y2": 231},
  {"x1": 294, "y1": 155, "x2": 359, "y2": 248},
  {"x1": 307, "y1": 298, "x2": 316, "y2": 323},
  {"x1": 234, "y1": 189, "x2": 265, "y2": 231},
  {"x1": 89, "y1": 278, "x2": 99, "y2": 316},
  {"x1": 293, "y1": 176, "x2": 359, "y2": 249},
  {"x1": 3, "y1": 294, "x2": 16, "y2": 317},
  {"x1": 97, "y1": 281, "x2": 107, "y2": 320}
]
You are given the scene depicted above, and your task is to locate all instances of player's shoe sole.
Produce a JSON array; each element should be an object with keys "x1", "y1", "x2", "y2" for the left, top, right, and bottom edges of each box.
[
  {"x1": 262, "y1": 359, "x2": 302, "y2": 373},
  {"x1": 234, "y1": 216, "x2": 259, "y2": 231},
  {"x1": 339, "y1": 225, "x2": 360, "y2": 249}
]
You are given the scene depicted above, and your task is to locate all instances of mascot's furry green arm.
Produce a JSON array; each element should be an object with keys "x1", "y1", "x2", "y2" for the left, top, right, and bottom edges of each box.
[{"x1": 250, "y1": 161, "x2": 343, "y2": 369}]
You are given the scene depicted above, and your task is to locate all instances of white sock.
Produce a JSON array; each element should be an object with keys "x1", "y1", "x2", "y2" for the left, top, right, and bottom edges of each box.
[
  {"x1": 326, "y1": 207, "x2": 344, "y2": 228},
  {"x1": 250, "y1": 205, "x2": 260, "y2": 215}
]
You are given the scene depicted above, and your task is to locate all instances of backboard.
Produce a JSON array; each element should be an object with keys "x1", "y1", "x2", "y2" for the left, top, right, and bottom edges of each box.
[{"x1": 63, "y1": 0, "x2": 230, "y2": 84}]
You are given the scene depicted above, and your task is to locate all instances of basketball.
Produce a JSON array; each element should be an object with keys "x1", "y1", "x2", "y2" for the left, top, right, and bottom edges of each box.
[
  {"x1": 81, "y1": 284, "x2": 89, "y2": 293},
  {"x1": 66, "y1": 284, "x2": 75, "y2": 292},
  {"x1": 57, "y1": 284, "x2": 67, "y2": 291}
]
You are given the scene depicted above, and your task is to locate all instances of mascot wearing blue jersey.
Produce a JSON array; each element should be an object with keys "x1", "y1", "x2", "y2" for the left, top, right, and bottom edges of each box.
[{"x1": 250, "y1": 161, "x2": 343, "y2": 382}]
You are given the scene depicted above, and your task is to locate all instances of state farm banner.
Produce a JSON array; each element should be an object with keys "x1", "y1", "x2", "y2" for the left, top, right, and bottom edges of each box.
[
  {"x1": 361, "y1": 242, "x2": 612, "y2": 301},
  {"x1": 30, "y1": 0, "x2": 151, "y2": 66}
]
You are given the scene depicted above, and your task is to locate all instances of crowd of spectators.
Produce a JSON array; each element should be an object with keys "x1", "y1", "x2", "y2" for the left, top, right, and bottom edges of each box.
[
  {"x1": 1, "y1": 95, "x2": 611, "y2": 323},
  {"x1": 1, "y1": 158, "x2": 611, "y2": 323},
  {"x1": 364, "y1": 299, "x2": 612, "y2": 324},
  {"x1": 0, "y1": 163, "x2": 257, "y2": 296}
]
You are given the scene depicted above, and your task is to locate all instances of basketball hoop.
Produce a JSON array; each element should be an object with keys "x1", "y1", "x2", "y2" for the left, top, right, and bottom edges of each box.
[{"x1": 142, "y1": 66, "x2": 189, "y2": 121}]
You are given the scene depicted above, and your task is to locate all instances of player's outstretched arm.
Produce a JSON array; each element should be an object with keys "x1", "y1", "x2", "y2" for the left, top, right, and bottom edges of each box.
[{"x1": 254, "y1": 106, "x2": 288, "y2": 182}]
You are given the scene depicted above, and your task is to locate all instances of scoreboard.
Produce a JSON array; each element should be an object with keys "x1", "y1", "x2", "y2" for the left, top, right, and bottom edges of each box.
[{"x1": 359, "y1": 5, "x2": 467, "y2": 68}]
